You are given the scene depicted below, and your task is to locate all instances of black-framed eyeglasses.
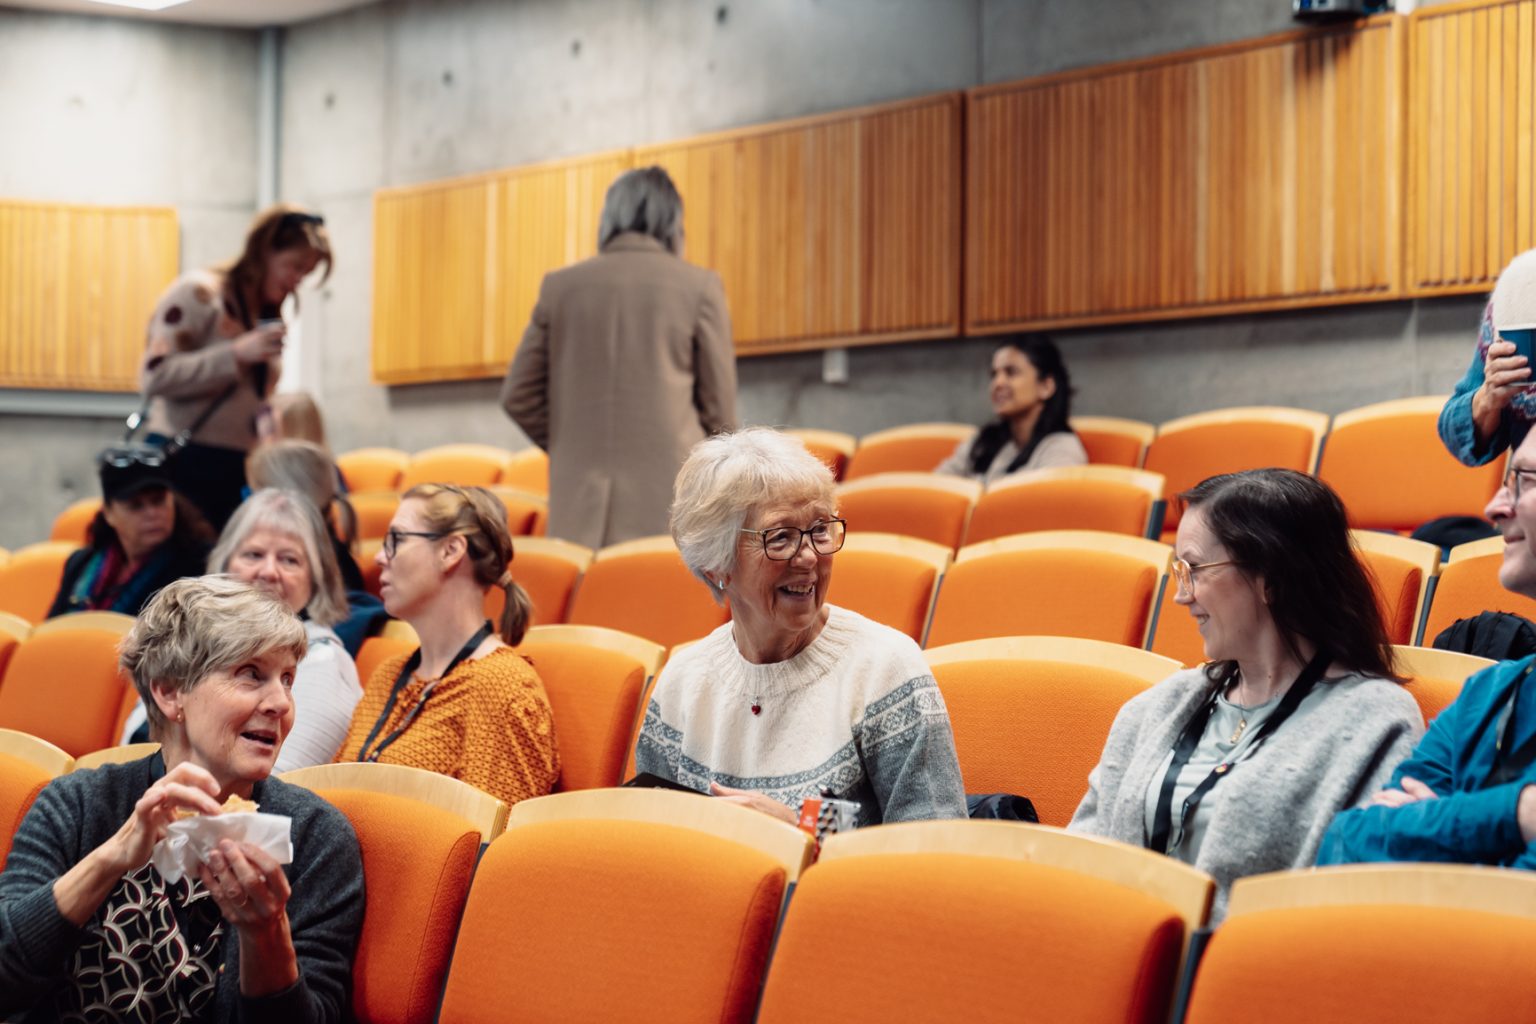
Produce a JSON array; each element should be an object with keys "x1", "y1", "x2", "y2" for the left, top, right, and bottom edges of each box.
[
  {"x1": 1505, "y1": 464, "x2": 1536, "y2": 502},
  {"x1": 382, "y1": 528, "x2": 445, "y2": 560},
  {"x1": 740, "y1": 518, "x2": 847, "y2": 560},
  {"x1": 1171, "y1": 556, "x2": 1241, "y2": 595}
]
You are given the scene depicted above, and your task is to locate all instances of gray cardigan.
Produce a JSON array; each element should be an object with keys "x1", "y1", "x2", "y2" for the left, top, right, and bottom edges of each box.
[
  {"x1": 0, "y1": 754, "x2": 363, "y2": 1023},
  {"x1": 1068, "y1": 666, "x2": 1423, "y2": 921}
]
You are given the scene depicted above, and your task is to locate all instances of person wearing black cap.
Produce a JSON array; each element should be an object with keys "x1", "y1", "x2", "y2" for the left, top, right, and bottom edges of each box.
[{"x1": 46, "y1": 447, "x2": 214, "y2": 618}]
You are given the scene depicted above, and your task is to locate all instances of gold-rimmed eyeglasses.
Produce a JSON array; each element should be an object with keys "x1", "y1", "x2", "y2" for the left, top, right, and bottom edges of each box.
[
  {"x1": 1171, "y1": 556, "x2": 1240, "y2": 594},
  {"x1": 740, "y1": 518, "x2": 848, "y2": 560}
]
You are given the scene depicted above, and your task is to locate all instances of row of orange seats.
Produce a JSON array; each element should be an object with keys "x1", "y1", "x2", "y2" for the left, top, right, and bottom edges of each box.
[{"x1": 9, "y1": 744, "x2": 1526, "y2": 1024}]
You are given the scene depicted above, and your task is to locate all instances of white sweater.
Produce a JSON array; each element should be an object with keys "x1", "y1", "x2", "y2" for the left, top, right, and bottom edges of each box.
[{"x1": 635, "y1": 605, "x2": 967, "y2": 825}]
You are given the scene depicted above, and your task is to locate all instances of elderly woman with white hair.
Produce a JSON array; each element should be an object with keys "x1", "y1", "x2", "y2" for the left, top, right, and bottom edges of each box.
[
  {"x1": 120, "y1": 489, "x2": 363, "y2": 770},
  {"x1": 634, "y1": 427, "x2": 967, "y2": 826},
  {"x1": 501, "y1": 164, "x2": 738, "y2": 549},
  {"x1": 0, "y1": 576, "x2": 363, "y2": 1022}
]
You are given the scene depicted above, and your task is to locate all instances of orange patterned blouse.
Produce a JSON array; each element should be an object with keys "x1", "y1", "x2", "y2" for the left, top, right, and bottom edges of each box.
[{"x1": 337, "y1": 646, "x2": 559, "y2": 807}]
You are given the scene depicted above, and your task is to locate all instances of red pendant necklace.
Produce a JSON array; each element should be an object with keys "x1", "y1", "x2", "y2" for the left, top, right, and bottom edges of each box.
[{"x1": 751, "y1": 697, "x2": 762, "y2": 716}]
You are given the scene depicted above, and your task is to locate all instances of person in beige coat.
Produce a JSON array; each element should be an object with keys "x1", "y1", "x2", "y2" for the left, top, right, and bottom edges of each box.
[{"x1": 501, "y1": 166, "x2": 739, "y2": 550}]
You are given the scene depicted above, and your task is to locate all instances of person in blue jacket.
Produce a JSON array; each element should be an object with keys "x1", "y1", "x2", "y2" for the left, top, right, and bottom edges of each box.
[
  {"x1": 1438, "y1": 251, "x2": 1536, "y2": 467},
  {"x1": 1319, "y1": 428, "x2": 1536, "y2": 865}
]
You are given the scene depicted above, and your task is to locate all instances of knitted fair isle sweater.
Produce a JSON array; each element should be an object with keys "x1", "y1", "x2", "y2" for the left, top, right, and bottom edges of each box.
[{"x1": 635, "y1": 605, "x2": 968, "y2": 826}]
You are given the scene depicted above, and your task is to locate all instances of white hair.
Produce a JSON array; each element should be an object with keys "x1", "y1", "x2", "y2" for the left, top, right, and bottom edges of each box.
[{"x1": 670, "y1": 428, "x2": 836, "y2": 601}]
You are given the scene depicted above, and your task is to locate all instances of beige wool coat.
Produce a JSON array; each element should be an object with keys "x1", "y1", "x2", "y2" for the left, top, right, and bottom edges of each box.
[{"x1": 501, "y1": 232, "x2": 738, "y2": 549}]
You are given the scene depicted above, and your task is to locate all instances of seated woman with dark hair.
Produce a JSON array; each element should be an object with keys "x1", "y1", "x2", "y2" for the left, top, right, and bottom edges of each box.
[
  {"x1": 935, "y1": 334, "x2": 1087, "y2": 482},
  {"x1": 1069, "y1": 469, "x2": 1423, "y2": 921},
  {"x1": 47, "y1": 448, "x2": 214, "y2": 618},
  {"x1": 0, "y1": 575, "x2": 363, "y2": 1022}
]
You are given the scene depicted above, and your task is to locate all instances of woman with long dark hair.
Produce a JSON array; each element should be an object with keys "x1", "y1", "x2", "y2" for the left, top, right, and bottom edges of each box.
[
  {"x1": 1069, "y1": 469, "x2": 1422, "y2": 921},
  {"x1": 936, "y1": 334, "x2": 1087, "y2": 482}
]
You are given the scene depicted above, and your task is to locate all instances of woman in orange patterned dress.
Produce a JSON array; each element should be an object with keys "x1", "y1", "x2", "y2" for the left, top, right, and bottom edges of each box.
[{"x1": 336, "y1": 484, "x2": 559, "y2": 807}]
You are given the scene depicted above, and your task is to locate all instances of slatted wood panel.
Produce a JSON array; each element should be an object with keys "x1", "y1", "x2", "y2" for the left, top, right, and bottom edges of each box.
[
  {"x1": 1409, "y1": 0, "x2": 1536, "y2": 295},
  {"x1": 0, "y1": 201, "x2": 177, "y2": 391},
  {"x1": 967, "y1": 17, "x2": 1404, "y2": 332},
  {"x1": 372, "y1": 152, "x2": 626, "y2": 384},
  {"x1": 636, "y1": 94, "x2": 962, "y2": 353}
]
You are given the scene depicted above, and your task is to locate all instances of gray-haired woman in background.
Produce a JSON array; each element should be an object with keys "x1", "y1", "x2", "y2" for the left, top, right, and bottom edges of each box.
[{"x1": 501, "y1": 165, "x2": 738, "y2": 550}]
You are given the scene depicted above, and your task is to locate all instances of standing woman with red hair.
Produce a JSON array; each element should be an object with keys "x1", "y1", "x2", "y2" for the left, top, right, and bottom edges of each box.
[{"x1": 139, "y1": 204, "x2": 332, "y2": 531}]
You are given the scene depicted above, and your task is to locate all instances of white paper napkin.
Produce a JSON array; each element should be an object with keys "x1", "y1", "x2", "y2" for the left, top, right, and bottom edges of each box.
[{"x1": 150, "y1": 812, "x2": 293, "y2": 884}]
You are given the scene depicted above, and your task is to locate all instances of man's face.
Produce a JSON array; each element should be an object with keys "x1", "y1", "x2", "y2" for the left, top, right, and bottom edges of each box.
[{"x1": 1488, "y1": 431, "x2": 1536, "y2": 597}]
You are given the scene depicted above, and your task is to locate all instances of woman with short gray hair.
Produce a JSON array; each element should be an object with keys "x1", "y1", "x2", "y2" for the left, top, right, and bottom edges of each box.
[
  {"x1": 635, "y1": 427, "x2": 967, "y2": 827},
  {"x1": 502, "y1": 164, "x2": 737, "y2": 549},
  {"x1": 0, "y1": 576, "x2": 364, "y2": 1022}
]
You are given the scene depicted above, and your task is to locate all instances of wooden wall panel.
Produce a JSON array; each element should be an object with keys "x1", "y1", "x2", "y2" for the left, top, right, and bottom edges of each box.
[
  {"x1": 372, "y1": 153, "x2": 624, "y2": 385},
  {"x1": 636, "y1": 93, "x2": 961, "y2": 354},
  {"x1": 967, "y1": 17, "x2": 1403, "y2": 332},
  {"x1": 1409, "y1": 0, "x2": 1536, "y2": 295},
  {"x1": 0, "y1": 201, "x2": 177, "y2": 392}
]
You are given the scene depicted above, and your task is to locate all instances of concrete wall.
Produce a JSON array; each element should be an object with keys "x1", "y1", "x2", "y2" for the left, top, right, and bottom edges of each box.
[
  {"x1": 0, "y1": 8, "x2": 260, "y2": 546},
  {"x1": 278, "y1": 0, "x2": 1486, "y2": 463},
  {"x1": 0, "y1": 0, "x2": 1487, "y2": 547}
]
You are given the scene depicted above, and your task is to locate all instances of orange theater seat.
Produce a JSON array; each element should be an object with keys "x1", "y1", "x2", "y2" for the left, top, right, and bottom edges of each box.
[
  {"x1": 926, "y1": 532, "x2": 1171, "y2": 649},
  {"x1": 759, "y1": 829, "x2": 1194, "y2": 1024},
  {"x1": 1420, "y1": 539, "x2": 1536, "y2": 645},
  {"x1": 1144, "y1": 407, "x2": 1328, "y2": 537},
  {"x1": 400, "y1": 444, "x2": 510, "y2": 490},
  {"x1": 0, "y1": 622, "x2": 133, "y2": 757},
  {"x1": 925, "y1": 638, "x2": 1179, "y2": 826},
  {"x1": 438, "y1": 813, "x2": 791, "y2": 1024},
  {"x1": 1393, "y1": 645, "x2": 1495, "y2": 726},
  {"x1": 565, "y1": 536, "x2": 730, "y2": 650},
  {"x1": 845, "y1": 423, "x2": 975, "y2": 480},
  {"x1": 835, "y1": 472, "x2": 981, "y2": 551},
  {"x1": 1070, "y1": 416, "x2": 1155, "y2": 468},
  {"x1": 0, "y1": 542, "x2": 78, "y2": 624},
  {"x1": 515, "y1": 625, "x2": 662, "y2": 791},
  {"x1": 0, "y1": 729, "x2": 73, "y2": 866},
  {"x1": 828, "y1": 533, "x2": 949, "y2": 643},
  {"x1": 1185, "y1": 866, "x2": 1536, "y2": 1023},
  {"x1": 1318, "y1": 397, "x2": 1504, "y2": 533},
  {"x1": 965, "y1": 466, "x2": 1166, "y2": 544},
  {"x1": 350, "y1": 491, "x2": 401, "y2": 543},
  {"x1": 499, "y1": 447, "x2": 549, "y2": 496},
  {"x1": 336, "y1": 448, "x2": 409, "y2": 493},
  {"x1": 486, "y1": 486, "x2": 546, "y2": 537},
  {"x1": 785, "y1": 428, "x2": 857, "y2": 481},
  {"x1": 1352, "y1": 531, "x2": 1441, "y2": 646},
  {"x1": 488, "y1": 537, "x2": 592, "y2": 627},
  {"x1": 312, "y1": 789, "x2": 479, "y2": 1024},
  {"x1": 50, "y1": 499, "x2": 102, "y2": 545}
]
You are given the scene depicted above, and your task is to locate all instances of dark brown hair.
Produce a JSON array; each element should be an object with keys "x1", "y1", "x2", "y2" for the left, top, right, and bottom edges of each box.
[
  {"x1": 1181, "y1": 469, "x2": 1399, "y2": 685},
  {"x1": 221, "y1": 204, "x2": 333, "y2": 322}
]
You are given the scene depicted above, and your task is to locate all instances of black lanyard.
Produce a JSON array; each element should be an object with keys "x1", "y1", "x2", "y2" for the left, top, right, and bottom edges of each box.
[
  {"x1": 355, "y1": 621, "x2": 494, "y2": 763},
  {"x1": 1149, "y1": 649, "x2": 1332, "y2": 855},
  {"x1": 1485, "y1": 663, "x2": 1536, "y2": 789}
]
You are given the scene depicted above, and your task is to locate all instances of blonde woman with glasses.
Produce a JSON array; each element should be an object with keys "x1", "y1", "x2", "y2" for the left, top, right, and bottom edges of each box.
[
  {"x1": 1069, "y1": 468, "x2": 1422, "y2": 921},
  {"x1": 634, "y1": 428, "x2": 966, "y2": 827},
  {"x1": 335, "y1": 484, "x2": 558, "y2": 808}
]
